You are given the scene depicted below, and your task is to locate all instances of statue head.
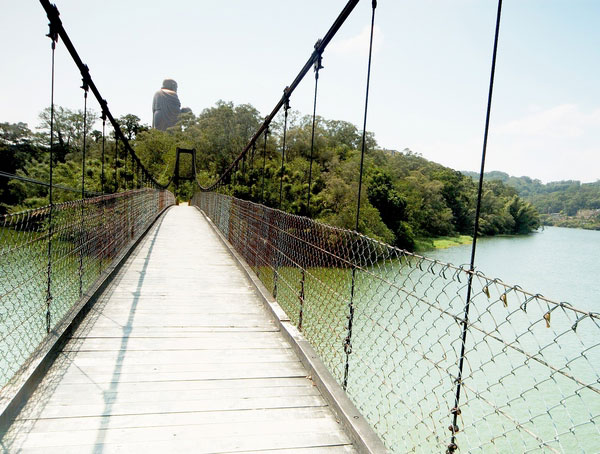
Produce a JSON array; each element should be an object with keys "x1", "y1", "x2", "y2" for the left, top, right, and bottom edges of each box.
[{"x1": 162, "y1": 78, "x2": 178, "y2": 92}]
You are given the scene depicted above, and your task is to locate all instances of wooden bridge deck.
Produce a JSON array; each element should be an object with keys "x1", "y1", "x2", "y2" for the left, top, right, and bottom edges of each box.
[{"x1": 1, "y1": 205, "x2": 356, "y2": 454}]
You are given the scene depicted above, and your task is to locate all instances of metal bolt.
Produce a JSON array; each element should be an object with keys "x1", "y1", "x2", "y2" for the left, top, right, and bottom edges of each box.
[{"x1": 448, "y1": 424, "x2": 459, "y2": 433}]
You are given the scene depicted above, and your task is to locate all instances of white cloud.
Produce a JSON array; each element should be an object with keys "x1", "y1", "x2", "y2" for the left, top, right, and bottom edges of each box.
[
  {"x1": 408, "y1": 104, "x2": 600, "y2": 183},
  {"x1": 488, "y1": 104, "x2": 600, "y2": 182},
  {"x1": 329, "y1": 25, "x2": 383, "y2": 56},
  {"x1": 495, "y1": 104, "x2": 600, "y2": 140}
]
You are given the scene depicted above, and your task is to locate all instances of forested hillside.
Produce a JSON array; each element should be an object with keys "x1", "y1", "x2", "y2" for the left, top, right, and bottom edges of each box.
[
  {"x1": 1, "y1": 101, "x2": 541, "y2": 251},
  {"x1": 463, "y1": 171, "x2": 600, "y2": 230}
]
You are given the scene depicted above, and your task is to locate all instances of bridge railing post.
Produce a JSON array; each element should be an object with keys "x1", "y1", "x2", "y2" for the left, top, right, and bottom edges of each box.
[
  {"x1": 298, "y1": 268, "x2": 305, "y2": 330},
  {"x1": 271, "y1": 211, "x2": 280, "y2": 299}
]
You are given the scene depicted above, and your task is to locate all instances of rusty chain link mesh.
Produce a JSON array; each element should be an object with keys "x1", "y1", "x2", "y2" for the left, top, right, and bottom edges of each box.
[
  {"x1": 193, "y1": 191, "x2": 600, "y2": 454},
  {"x1": 0, "y1": 189, "x2": 174, "y2": 388}
]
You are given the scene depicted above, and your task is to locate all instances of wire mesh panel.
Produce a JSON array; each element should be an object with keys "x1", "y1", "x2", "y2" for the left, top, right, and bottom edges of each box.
[
  {"x1": 193, "y1": 191, "x2": 600, "y2": 454},
  {"x1": 0, "y1": 189, "x2": 174, "y2": 388}
]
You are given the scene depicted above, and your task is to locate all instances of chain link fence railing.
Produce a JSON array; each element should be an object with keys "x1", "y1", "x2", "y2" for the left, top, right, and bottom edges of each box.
[
  {"x1": 193, "y1": 191, "x2": 600, "y2": 454},
  {"x1": 0, "y1": 189, "x2": 174, "y2": 389}
]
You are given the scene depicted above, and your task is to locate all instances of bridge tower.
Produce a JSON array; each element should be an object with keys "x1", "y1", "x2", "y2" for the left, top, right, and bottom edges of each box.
[{"x1": 174, "y1": 147, "x2": 197, "y2": 201}]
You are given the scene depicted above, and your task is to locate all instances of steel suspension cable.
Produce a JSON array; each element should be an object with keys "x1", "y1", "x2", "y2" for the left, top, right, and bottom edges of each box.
[
  {"x1": 307, "y1": 43, "x2": 324, "y2": 217},
  {"x1": 344, "y1": 0, "x2": 377, "y2": 391},
  {"x1": 447, "y1": 1, "x2": 503, "y2": 453}
]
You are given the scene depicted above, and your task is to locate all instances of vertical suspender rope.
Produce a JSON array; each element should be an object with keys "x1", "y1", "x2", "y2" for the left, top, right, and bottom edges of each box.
[
  {"x1": 343, "y1": 0, "x2": 377, "y2": 391},
  {"x1": 114, "y1": 134, "x2": 119, "y2": 192},
  {"x1": 79, "y1": 79, "x2": 88, "y2": 297},
  {"x1": 101, "y1": 112, "x2": 106, "y2": 193},
  {"x1": 130, "y1": 151, "x2": 134, "y2": 190},
  {"x1": 99, "y1": 112, "x2": 106, "y2": 274},
  {"x1": 278, "y1": 94, "x2": 291, "y2": 209},
  {"x1": 261, "y1": 126, "x2": 269, "y2": 204},
  {"x1": 274, "y1": 94, "x2": 291, "y2": 301},
  {"x1": 125, "y1": 150, "x2": 129, "y2": 191},
  {"x1": 232, "y1": 163, "x2": 238, "y2": 192},
  {"x1": 307, "y1": 41, "x2": 324, "y2": 217},
  {"x1": 45, "y1": 23, "x2": 58, "y2": 334},
  {"x1": 447, "y1": 1, "x2": 503, "y2": 453},
  {"x1": 126, "y1": 150, "x2": 130, "y2": 190}
]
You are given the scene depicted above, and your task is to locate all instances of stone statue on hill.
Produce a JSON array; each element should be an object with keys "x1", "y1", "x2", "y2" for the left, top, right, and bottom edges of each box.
[{"x1": 152, "y1": 79, "x2": 191, "y2": 130}]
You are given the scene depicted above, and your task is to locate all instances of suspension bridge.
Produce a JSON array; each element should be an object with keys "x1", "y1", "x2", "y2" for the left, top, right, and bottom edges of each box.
[{"x1": 1, "y1": 1, "x2": 599, "y2": 453}]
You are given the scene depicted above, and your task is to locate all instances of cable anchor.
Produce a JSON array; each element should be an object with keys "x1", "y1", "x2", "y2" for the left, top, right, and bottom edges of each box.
[
  {"x1": 81, "y1": 70, "x2": 90, "y2": 99},
  {"x1": 45, "y1": 4, "x2": 60, "y2": 49},
  {"x1": 283, "y1": 87, "x2": 291, "y2": 112},
  {"x1": 313, "y1": 39, "x2": 324, "y2": 76}
]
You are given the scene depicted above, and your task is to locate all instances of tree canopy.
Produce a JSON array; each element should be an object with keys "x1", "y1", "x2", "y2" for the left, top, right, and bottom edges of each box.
[{"x1": 1, "y1": 101, "x2": 543, "y2": 248}]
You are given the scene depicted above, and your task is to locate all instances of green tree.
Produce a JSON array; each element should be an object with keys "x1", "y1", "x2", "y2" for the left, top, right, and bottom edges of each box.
[
  {"x1": 37, "y1": 106, "x2": 98, "y2": 162},
  {"x1": 367, "y1": 169, "x2": 414, "y2": 249},
  {"x1": 117, "y1": 114, "x2": 149, "y2": 141},
  {"x1": 506, "y1": 195, "x2": 540, "y2": 234}
]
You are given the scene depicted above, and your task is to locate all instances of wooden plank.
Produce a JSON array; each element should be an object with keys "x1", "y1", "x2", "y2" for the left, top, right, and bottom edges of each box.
[
  {"x1": 17, "y1": 395, "x2": 328, "y2": 419},
  {"x1": 56, "y1": 358, "x2": 302, "y2": 373},
  {"x1": 14, "y1": 407, "x2": 336, "y2": 432},
  {"x1": 58, "y1": 348, "x2": 297, "y2": 364},
  {"x1": 32, "y1": 377, "x2": 315, "y2": 398},
  {"x1": 64, "y1": 336, "x2": 292, "y2": 351},
  {"x1": 13, "y1": 432, "x2": 352, "y2": 454},
  {"x1": 41, "y1": 384, "x2": 320, "y2": 406},
  {"x1": 51, "y1": 365, "x2": 308, "y2": 385},
  {"x1": 69, "y1": 327, "x2": 280, "y2": 338},
  {"x1": 66, "y1": 315, "x2": 277, "y2": 327},
  {"x1": 14, "y1": 417, "x2": 350, "y2": 448}
]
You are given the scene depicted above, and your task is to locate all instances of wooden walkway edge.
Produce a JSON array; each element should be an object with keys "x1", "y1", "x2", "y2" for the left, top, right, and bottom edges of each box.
[{"x1": 0, "y1": 205, "x2": 360, "y2": 454}]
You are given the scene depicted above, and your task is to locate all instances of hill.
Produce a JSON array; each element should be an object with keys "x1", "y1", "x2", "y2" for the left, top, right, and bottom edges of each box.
[{"x1": 462, "y1": 171, "x2": 600, "y2": 230}]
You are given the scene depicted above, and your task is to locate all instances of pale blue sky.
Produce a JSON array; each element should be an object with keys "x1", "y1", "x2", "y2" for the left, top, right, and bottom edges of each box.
[{"x1": 2, "y1": 1, "x2": 599, "y2": 183}]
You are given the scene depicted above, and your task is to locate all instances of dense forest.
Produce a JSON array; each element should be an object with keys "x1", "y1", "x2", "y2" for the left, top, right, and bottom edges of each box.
[
  {"x1": 463, "y1": 171, "x2": 600, "y2": 230},
  {"x1": 1, "y1": 101, "x2": 541, "y2": 251}
]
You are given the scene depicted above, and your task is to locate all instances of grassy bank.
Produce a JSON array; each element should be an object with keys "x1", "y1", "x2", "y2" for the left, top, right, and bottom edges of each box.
[{"x1": 415, "y1": 234, "x2": 472, "y2": 252}]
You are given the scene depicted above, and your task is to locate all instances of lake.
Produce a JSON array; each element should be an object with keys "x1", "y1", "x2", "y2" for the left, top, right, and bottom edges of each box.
[{"x1": 425, "y1": 226, "x2": 600, "y2": 312}]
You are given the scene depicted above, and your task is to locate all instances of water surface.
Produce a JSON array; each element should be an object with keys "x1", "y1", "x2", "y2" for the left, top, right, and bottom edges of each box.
[{"x1": 426, "y1": 226, "x2": 600, "y2": 311}]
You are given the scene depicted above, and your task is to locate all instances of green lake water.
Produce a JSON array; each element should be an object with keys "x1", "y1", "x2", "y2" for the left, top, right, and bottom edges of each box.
[{"x1": 426, "y1": 226, "x2": 600, "y2": 312}]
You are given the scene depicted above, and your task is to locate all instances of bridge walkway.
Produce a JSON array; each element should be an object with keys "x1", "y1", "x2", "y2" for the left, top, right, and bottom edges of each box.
[{"x1": 1, "y1": 205, "x2": 356, "y2": 454}]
